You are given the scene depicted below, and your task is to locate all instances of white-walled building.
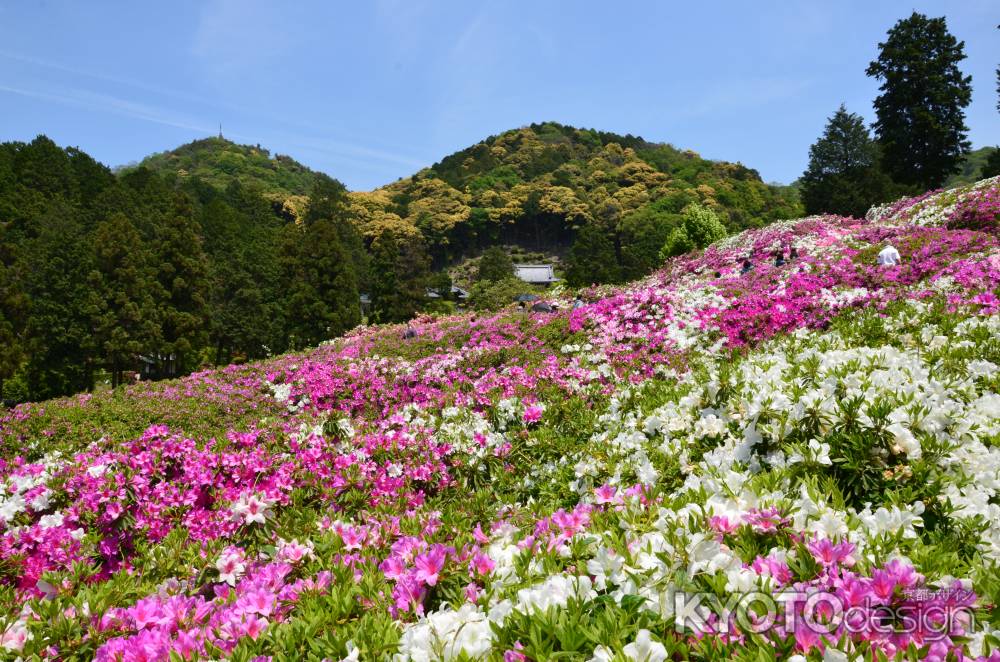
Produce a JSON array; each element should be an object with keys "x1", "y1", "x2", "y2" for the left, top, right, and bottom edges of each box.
[{"x1": 513, "y1": 264, "x2": 559, "y2": 286}]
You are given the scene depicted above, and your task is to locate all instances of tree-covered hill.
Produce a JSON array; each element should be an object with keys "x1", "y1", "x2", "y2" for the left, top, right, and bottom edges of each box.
[
  {"x1": 946, "y1": 146, "x2": 1000, "y2": 186},
  {"x1": 129, "y1": 137, "x2": 322, "y2": 219},
  {"x1": 0, "y1": 135, "x2": 369, "y2": 403},
  {"x1": 1, "y1": 126, "x2": 809, "y2": 403},
  {"x1": 351, "y1": 122, "x2": 803, "y2": 274}
]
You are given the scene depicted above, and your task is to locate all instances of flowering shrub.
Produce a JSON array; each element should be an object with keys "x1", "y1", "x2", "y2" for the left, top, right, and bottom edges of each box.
[
  {"x1": 867, "y1": 176, "x2": 1000, "y2": 228},
  {"x1": 0, "y1": 178, "x2": 999, "y2": 660},
  {"x1": 947, "y1": 185, "x2": 1000, "y2": 233}
]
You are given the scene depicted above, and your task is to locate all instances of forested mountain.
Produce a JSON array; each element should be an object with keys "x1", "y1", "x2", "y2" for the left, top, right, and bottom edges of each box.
[
  {"x1": 1, "y1": 125, "x2": 804, "y2": 403},
  {"x1": 130, "y1": 137, "x2": 321, "y2": 221},
  {"x1": 946, "y1": 146, "x2": 1000, "y2": 186},
  {"x1": 349, "y1": 122, "x2": 802, "y2": 275},
  {"x1": 0, "y1": 136, "x2": 362, "y2": 402}
]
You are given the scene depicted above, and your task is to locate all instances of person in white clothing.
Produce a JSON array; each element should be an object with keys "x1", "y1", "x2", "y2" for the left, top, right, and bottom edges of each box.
[{"x1": 877, "y1": 244, "x2": 901, "y2": 266}]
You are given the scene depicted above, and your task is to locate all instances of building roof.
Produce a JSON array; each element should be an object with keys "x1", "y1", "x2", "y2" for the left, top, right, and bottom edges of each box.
[
  {"x1": 513, "y1": 264, "x2": 559, "y2": 284},
  {"x1": 426, "y1": 285, "x2": 470, "y2": 300}
]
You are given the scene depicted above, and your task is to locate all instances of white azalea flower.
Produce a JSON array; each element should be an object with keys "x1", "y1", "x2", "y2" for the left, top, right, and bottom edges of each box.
[{"x1": 623, "y1": 629, "x2": 668, "y2": 662}]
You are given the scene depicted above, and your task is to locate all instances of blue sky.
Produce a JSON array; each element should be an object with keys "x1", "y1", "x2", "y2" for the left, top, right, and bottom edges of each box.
[{"x1": 1, "y1": 0, "x2": 997, "y2": 190}]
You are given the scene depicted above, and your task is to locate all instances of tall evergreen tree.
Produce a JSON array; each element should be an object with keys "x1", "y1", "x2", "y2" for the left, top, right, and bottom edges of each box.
[
  {"x1": 13, "y1": 135, "x2": 76, "y2": 200},
  {"x1": 89, "y1": 213, "x2": 160, "y2": 387},
  {"x1": 304, "y1": 175, "x2": 370, "y2": 289},
  {"x1": 985, "y1": 150, "x2": 1000, "y2": 179},
  {"x1": 23, "y1": 199, "x2": 97, "y2": 399},
  {"x1": 201, "y1": 196, "x2": 247, "y2": 363},
  {"x1": 232, "y1": 189, "x2": 285, "y2": 358},
  {"x1": 304, "y1": 175, "x2": 350, "y2": 224},
  {"x1": 281, "y1": 218, "x2": 360, "y2": 348},
  {"x1": 369, "y1": 231, "x2": 430, "y2": 324},
  {"x1": 988, "y1": 33, "x2": 1000, "y2": 179},
  {"x1": 800, "y1": 105, "x2": 898, "y2": 217},
  {"x1": 866, "y1": 12, "x2": 973, "y2": 188},
  {"x1": 151, "y1": 196, "x2": 209, "y2": 376},
  {"x1": 67, "y1": 147, "x2": 116, "y2": 212},
  {"x1": 565, "y1": 224, "x2": 622, "y2": 287},
  {"x1": 0, "y1": 233, "x2": 26, "y2": 400},
  {"x1": 278, "y1": 177, "x2": 364, "y2": 348},
  {"x1": 200, "y1": 188, "x2": 285, "y2": 363}
]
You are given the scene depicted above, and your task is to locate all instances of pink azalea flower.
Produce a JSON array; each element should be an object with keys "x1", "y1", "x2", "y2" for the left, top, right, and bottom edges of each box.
[
  {"x1": 870, "y1": 568, "x2": 897, "y2": 602},
  {"x1": 470, "y1": 552, "x2": 494, "y2": 577},
  {"x1": 244, "y1": 615, "x2": 269, "y2": 641},
  {"x1": 339, "y1": 526, "x2": 364, "y2": 551},
  {"x1": 504, "y1": 642, "x2": 527, "y2": 662},
  {"x1": 523, "y1": 404, "x2": 544, "y2": 423},
  {"x1": 379, "y1": 555, "x2": 406, "y2": 581},
  {"x1": 472, "y1": 524, "x2": 490, "y2": 544},
  {"x1": 806, "y1": 538, "x2": 856, "y2": 568},
  {"x1": 708, "y1": 515, "x2": 739, "y2": 534},
  {"x1": 243, "y1": 589, "x2": 275, "y2": 617},
  {"x1": 594, "y1": 483, "x2": 618, "y2": 504},
  {"x1": 413, "y1": 546, "x2": 447, "y2": 586},
  {"x1": 130, "y1": 598, "x2": 164, "y2": 630}
]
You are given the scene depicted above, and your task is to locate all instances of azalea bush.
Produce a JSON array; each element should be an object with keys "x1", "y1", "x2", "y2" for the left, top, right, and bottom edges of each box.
[
  {"x1": 0, "y1": 178, "x2": 999, "y2": 660},
  {"x1": 947, "y1": 185, "x2": 1000, "y2": 233}
]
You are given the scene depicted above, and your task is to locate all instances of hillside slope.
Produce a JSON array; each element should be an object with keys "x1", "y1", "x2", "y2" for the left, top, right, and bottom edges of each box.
[
  {"x1": 128, "y1": 125, "x2": 803, "y2": 270},
  {"x1": 350, "y1": 122, "x2": 802, "y2": 265},
  {"x1": 130, "y1": 137, "x2": 322, "y2": 216},
  {"x1": 1, "y1": 177, "x2": 998, "y2": 660},
  {"x1": 946, "y1": 146, "x2": 1000, "y2": 187}
]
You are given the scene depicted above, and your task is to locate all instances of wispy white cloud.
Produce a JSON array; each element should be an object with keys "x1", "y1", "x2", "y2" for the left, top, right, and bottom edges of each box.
[
  {"x1": 279, "y1": 136, "x2": 428, "y2": 171},
  {"x1": 2, "y1": 49, "x2": 429, "y2": 177},
  {"x1": 290, "y1": 142, "x2": 428, "y2": 176},
  {"x1": 0, "y1": 50, "x2": 214, "y2": 108},
  {"x1": 2, "y1": 78, "x2": 426, "y2": 186},
  {"x1": 0, "y1": 84, "x2": 214, "y2": 133},
  {"x1": 450, "y1": 10, "x2": 491, "y2": 67},
  {"x1": 2, "y1": 79, "x2": 428, "y2": 186}
]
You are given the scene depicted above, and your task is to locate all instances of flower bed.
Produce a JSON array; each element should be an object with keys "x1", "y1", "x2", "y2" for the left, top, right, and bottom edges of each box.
[{"x1": 1, "y1": 179, "x2": 999, "y2": 660}]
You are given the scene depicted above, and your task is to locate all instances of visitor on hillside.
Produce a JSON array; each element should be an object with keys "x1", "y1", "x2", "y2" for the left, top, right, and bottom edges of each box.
[
  {"x1": 740, "y1": 257, "x2": 754, "y2": 275},
  {"x1": 773, "y1": 248, "x2": 786, "y2": 268},
  {"x1": 402, "y1": 325, "x2": 416, "y2": 340},
  {"x1": 572, "y1": 296, "x2": 584, "y2": 310},
  {"x1": 788, "y1": 245, "x2": 799, "y2": 261},
  {"x1": 877, "y1": 244, "x2": 901, "y2": 267}
]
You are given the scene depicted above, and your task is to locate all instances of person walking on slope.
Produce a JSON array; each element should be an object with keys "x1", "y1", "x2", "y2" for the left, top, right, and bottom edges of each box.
[{"x1": 877, "y1": 244, "x2": 901, "y2": 267}]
